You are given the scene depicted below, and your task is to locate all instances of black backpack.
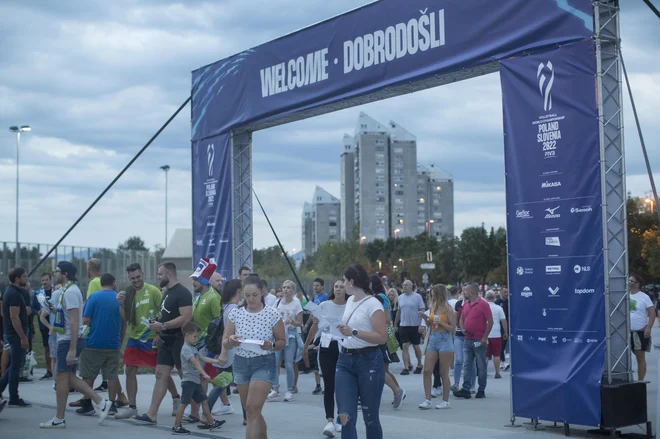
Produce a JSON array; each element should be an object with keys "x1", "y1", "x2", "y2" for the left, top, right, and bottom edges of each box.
[{"x1": 205, "y1": 311, "x2": 225, "y2": 355}]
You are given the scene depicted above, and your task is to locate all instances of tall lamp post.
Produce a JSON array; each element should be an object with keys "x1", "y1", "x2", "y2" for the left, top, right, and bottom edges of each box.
[
  {"x1": 160, "y1": 165, "x2": 170, "y2": 248},
  {"x1": 9, "y1": 125, "x2": 31, "y2": 266}
]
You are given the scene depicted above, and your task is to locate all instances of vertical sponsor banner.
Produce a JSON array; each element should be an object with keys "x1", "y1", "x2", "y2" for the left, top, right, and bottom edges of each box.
[
  {"x1": 501, "y1": 40, "x2": 605, "y2": 426},
  {"x1": 191, "y1": 133, "x2": 233, "y2": 281}
]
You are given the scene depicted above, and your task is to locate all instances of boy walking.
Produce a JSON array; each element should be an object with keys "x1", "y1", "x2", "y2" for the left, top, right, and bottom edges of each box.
[{"x1": 172, "y1": 322, "x2": 225, "y2": 435}]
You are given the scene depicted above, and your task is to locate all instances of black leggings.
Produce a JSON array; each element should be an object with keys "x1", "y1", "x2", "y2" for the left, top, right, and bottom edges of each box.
[
  {"x1": 318, "y1": 342, "x2": 339, "y2": 420},
  {"x1": 433, "y1": 359, "x2": 442, "y2": 388}
]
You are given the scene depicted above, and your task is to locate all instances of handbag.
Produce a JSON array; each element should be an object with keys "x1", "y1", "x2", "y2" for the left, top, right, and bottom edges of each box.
[{"x1": 386, "y1": 322, "x2": 399, "y2": 354}]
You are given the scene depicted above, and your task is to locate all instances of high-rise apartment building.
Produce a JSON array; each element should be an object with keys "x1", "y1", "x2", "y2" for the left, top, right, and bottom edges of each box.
[
  {"x1": 301, "y1": 186, "x2": 341, "y2": 257},
  {"x1": 339, "y1": 134, "x2": 355, "y2": 241},
  {"x1": 417, "y1": 163, "x2": 455, "y2": 238},
  {"x1": 388, "y1": 121, "x2": 418, "y2": 238}
]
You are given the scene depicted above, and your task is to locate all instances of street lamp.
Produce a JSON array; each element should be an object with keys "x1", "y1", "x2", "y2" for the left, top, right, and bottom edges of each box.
[
  {"x1": 160, "y1": 165, "x2": 170, "y2": 248},
  {"x1": 425, "y1": 219, "x2": 435, "y2": 239},
  {"x1": 360, "y1": 236, "x2": 366, "y2": 243},
  {"x1": 9, "y1": 125, "x2": 31, "y2": 266},
  {"x1": 394, "y1": 228, "x2": 400, "y2": 239}
]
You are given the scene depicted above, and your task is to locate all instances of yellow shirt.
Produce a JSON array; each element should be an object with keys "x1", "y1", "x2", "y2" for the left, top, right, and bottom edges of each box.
[{"x1": 86, "y1": 277, "x2": 102, "y2": 299}]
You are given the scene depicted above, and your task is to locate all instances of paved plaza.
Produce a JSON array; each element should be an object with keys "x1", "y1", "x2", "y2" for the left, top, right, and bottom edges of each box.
[{"x1": 2, "y1": 328, "x2": 657, "y2": 438}]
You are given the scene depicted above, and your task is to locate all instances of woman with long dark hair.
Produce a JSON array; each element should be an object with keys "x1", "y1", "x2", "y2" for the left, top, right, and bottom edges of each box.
[
  {"x1": 222, "y1": 275, "x2": 285, "y2": 438},
  {"x1": 303, "y1": 279, "x2": 348, "y2": 437},
  {"x1": 369, "y1": 274, "x2": 406, "y2": 409},
  {"x1": 336, "y1": 264, "x2": 387, "y2": 439}
]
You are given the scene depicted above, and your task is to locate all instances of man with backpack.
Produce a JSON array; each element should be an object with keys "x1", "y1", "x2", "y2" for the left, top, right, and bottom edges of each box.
[{"x1": 183, "y1": 258, "x2": 222, "y2": 422}]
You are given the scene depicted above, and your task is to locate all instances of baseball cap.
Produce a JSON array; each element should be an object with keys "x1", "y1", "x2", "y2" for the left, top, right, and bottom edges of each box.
[
  {"x1": 190, "y1": 258, "x2": 217, "y2": 285},
  {"x1": 57, "y1": 261, "x2": 78, "y2": 282}
]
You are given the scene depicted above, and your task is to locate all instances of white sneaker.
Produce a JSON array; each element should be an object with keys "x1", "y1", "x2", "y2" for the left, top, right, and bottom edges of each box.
[
  {"x1": 183, "y1": 405, "x2": 192, "y2": 417},
  {"x1": 283, "y1": 391, "x2": 294, "y2": 402},
  {"x1": 431, "y1": 387, "x2": 441, "y2": 398},
  {"x1": 172, "y1": 397, "x2": 181, "y2": 416},
  {"x1": 267, "y1": 390, "x2": 281, "y2": 402},
  {"x1": 40, "y1": 417, "x2": 66, "y2": 429},
  {"x1": 418, "y1": 400, "x2": 432, "y2": 410},
  {"x1": 334, "y1": 422, "x2": 342, "y2": 433},
  {"x1": 322, "y1": 421, "x2": 335, "y2": 437},
  {"x1": 212, "y1": 404, "x2": 234, "y2": 416},
  {"x1": 435, "y1": 400, "x2": 451, "y2": 409},
  {"x1": 97, "y1": 399, "x2": 112, "y2": 425},
  {"x1": 115, "y1": 406, "x2": 138, "y2": 419}
]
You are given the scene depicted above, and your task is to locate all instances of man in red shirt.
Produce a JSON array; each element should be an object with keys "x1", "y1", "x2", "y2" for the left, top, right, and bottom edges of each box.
[{"x1": 453, "y1": 283, "x2": 492, "y2": 399}]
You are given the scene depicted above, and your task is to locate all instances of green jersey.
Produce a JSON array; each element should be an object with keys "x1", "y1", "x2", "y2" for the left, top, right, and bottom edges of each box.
[
  {"x1": 192, "y1": 288, "x2": 222, "y2": 342},
  {"x1": 127, "y1": 283, "x2": 163, "y2": 341},
  {"x1": 86, "y1": 277, "x2": 102, "y2": 298}
]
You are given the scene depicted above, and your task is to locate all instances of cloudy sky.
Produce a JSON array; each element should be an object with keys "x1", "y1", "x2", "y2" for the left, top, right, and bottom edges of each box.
[{"x1": 1, "y1": 0, "x2": 658, "y2": 258}]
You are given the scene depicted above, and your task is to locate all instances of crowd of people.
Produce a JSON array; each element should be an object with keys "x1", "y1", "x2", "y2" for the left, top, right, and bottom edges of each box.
[{"x1": 0, "y1": 257, "x2": 657, "y2": 438}]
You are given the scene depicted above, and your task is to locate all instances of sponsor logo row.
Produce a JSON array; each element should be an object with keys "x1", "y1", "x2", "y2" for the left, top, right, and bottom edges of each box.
[
  {"x1": 516, "y1": 335, "x2": 598, "y2": 344},
  {"x1": 519, "y1": 286, "x2": 596, "y2": 298},
  {"x1": 516, "y1": 264, "x2": 591, "y2": 276},
  {"x1": 515, "y1": 204, "x2": 594, "y2": 220}
]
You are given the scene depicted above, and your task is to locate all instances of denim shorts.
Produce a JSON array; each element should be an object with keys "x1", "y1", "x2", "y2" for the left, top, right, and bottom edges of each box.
[
  {"x1": 427, "y1": 331, "x2": 454, "y2": 353},
  {"x1": 233, "y1": 354, "x2": 276, "y2": 386},
  {"x1": 56, "y1": 339, "x2": 86, "y2": 373},
  {"x1": 48, "y1": 334, "x2": 58, "y2": 357}
]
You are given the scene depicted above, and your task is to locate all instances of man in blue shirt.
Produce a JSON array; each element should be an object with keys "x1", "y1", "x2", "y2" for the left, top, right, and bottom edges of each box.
[
  {"x1": 312, "y1": 278, "x2": 328, "y2": 305},
  {"x1": 76, "y1": 273, "x2": 123, "y2": 416}
]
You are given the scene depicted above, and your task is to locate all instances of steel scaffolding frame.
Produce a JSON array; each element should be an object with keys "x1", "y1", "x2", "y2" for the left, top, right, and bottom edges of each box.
[
  {"x1": 232, "y1": 132, "x2": 253, "y2": 274},
  {"x1": 594, "y1": 0, "x2": 630, "y2": 385}
]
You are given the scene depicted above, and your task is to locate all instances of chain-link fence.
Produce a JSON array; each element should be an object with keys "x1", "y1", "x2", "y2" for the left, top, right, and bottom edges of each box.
[{"x1": 0, "y1": 242, "x2": 161, "y2": 292}]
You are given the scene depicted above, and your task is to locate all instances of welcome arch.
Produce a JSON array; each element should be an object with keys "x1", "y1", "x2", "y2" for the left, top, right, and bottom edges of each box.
[{"x1": 192, "y1": 0, "x2": 632, "y2": 431}]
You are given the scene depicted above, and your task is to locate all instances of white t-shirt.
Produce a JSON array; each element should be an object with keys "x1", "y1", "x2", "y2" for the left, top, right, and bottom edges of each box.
[
  {"x1": 629, "y1": 292, "x2": 653, "y2": 331},
  {"x1": 341, "y1": 295, "x2": 384, "y2": 349},
  {"x1": 264, "y1": 294, "x2": 278, "y2": 308},
  {"x1": 398, "y1": 292, "x2": 425, "y2": 327},
  {"x1": 318, "y1": 300, "x2": 346, "y2": 338},
  {"x1": 228, "y1": 305, "x2": 281, "y2": 358},
  {"x1": 56, "y1": 284, "x2": 84, "y2": 343},
  {"x1": 449, "y1": 298, "x2": 458, "y2": 311},
  {"x1": 276, "y1": 297, "x2": 303, "y2": 332},
  {"x1": 487, "y1": 302, "x2": 506, "y2": 338}
]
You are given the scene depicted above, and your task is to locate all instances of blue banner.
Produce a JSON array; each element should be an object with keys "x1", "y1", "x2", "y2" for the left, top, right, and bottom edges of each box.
[
  {"x1": 192, "y1": 0, "x2": 593, "y2": 141},
  {"x1": 191, "y1": 133, "x2": 233, "y2": 281},
  {"x1": 501, "y1": 40, "x2": 605, "y2": 426}
]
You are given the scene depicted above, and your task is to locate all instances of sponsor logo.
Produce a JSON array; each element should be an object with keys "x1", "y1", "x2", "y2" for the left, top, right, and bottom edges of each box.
[
  {"x1": 206, "y1": 222, "x2": 215, "y2": 227},
  {"x1": 207, "y1": 143, "x2": 215, "y2": 178},
  {"x1": 538, "y1": 337, "x2": 547, "y2": 342},
  {"x1": 537, "y1": 61, "x2": 554, "y2": 111},
  {"x1": 541, "y1": 181, "x2": 561, "y2": 188},
  {"x1": 574, "y1": 338, "x2": 583, "y2": 343},
  {"x1": 542, "y1": 308, "x2": 547, "y2": 317},
  {"x1": 195, "y1": 239, "x2": 203, "y2": 246},
  {"x1": 548, "y1": 287, "x2": 559, "y2": 296},
  {"x1": 544, "y1": 206, "x2": 560, "y2": 219},
  {"x1": 516, "y1": 209, "x2": 532, "y2": 219},
  {"x1": 575, "y1": 288, "x2": 595, "y2": 294},
  {"x1": 552, "y1": 336, "x2": 557, "y2": 344},
  {"x1": 546, "y1": 265, "x2": 561, "y2": 274},
  {"x1": 545, "y1": 236, "x2": 561, "y2": 247},
  {"x1": 571, "y1": 206, "x2": 593, "y2": 214},
  {"x1": 208, "y1": 237, "x2": 216, "y2": 247},
  {"x1": 516, "y1": 267, "x2": 533, "y2": 276},
  {"x1": 573, "y1": 265, "x2": 591, "y2": 274},
  {"x1": 517, "y1": 335, "x2": 523, "y2": 341},
  {"x1": 562, "y1": 338, "x2": 567, "y2": 343},
  {"x1": 520, "y1": 287, "x2": 533, "y2": 298},
  {"x1": 587, "y1": 339, "x2": 597, "y2": 343}
]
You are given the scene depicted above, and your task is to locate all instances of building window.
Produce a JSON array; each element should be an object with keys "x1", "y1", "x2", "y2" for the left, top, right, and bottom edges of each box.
[
  {"x1": 375, "y1": 168, "x2": 384, "y2": 174},
  {"x1": 376, "y1": 183, "x2": 384, "y2": 188},
  {"x1": 376, "y1": 190, "x2": 385, "y2": 195},
  {"x1": 395, "y1": 190, "x2": 404, "y2": 196},
  {"x1": 329, "y1": 221, "x2": 337, "y2": 227},
  {"x1": 376, "y1": 161, "x2": 385, "y2": 166},
  {"x1": 376, "y1": 197, "x2": 385, "y2": 202},
  {"x1": 394, "y1": 198, "x2": 403, "y2": 205},
  {"x1": 375, "y1": 153, "x2": 385, "y2": 160},
  {"x1": 394, "y1": 147, "x2": 403, "y2": 153},
  {"x1": 375, "y1": 139, "x2": 385, "y2": 145},
  {"x1": 375, "y1": 146, "x2": 385, "y2": 151},
  {"x1": 376, "y1": 175, "x2": 385, "y2": 181}
]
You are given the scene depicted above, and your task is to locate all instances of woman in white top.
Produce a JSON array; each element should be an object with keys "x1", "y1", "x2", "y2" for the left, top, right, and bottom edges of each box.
[
  {"x1": 223, "y1": 275, "x2": 285, "y2": 439},
  {"x1": 629, "y1": 274, "x2": 655, "y2": 381},
  {"x1": 303, "y1": 279, "x2": 348, "y2": 437},
  {"x1": 268, "y1": 280, "x2": 304, "y2": 402},
  {"x1": 336, "y1": 264, "x2": 387, "y2": 439}
]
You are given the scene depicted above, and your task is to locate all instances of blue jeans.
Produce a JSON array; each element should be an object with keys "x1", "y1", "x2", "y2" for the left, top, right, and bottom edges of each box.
[
  {"x1": 0, "y1": 338, "x2": 26, "y2": 402},
  {"x1": 335, "y1": 348, "x2": 385, "y2": 439},
  {"x1": 462, "y1": 338, "x2": 487, "y2": 392},
  {"x1": 274, "y1": 331, "x2": 301, "y2": 390},
  {"x1": 453, "y1": 336, "x2": 476, "y2": 390}
]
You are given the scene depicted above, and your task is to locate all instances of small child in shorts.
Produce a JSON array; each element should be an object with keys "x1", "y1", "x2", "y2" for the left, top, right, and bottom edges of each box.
[{"x1": 172, "y1": 322, "x2": 226, "y2": 435}]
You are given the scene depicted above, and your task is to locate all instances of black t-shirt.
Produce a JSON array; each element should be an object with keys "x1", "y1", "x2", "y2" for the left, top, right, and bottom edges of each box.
[
  {"x1": 2, "y1": 285, "x2": 28, "y2": 342},
  {"x1": 159, "y1": 283, "x2": 193, "y2": 339},
  {"x1": 455, "y1": 299, "x2": 465, "y2": 337}
]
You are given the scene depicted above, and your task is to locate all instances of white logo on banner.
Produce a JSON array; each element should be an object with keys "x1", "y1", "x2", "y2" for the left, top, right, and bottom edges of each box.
[
  {"x1": 537, "y1": 61, "x2": 554, "y2": 111},
  {"x1": 207, "y1": 143, "x2": 215, "y2": 178},
  {"x1": 548, "y1": 287, "x2": 559, "y2": 296}
]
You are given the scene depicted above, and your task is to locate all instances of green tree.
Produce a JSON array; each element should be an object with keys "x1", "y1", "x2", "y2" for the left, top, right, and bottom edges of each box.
[
  {"x1": 457, "y1": 225, "x2": 496, "y2": 287},
  {"x1": 641, "y1": 228, "x2": 660, "y2": 280},
  {"x1": 627, "y1": 196, "x2": 660, "y2": 280},
  {"x1": 119, "y1": 236, "x2": 148, "y2": 251}
]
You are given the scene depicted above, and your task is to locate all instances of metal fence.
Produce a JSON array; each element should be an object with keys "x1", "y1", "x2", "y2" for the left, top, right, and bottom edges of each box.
[{"x1": 0, "y1": 241, "x2": 161, "y2": 292}]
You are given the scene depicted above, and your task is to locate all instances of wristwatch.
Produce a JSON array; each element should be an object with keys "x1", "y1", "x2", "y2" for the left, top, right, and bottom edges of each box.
[
  {"x1": 351, "y1": 329, "x2": 358, "y2": 337},
  {"x1": 160, "y1": 322, "x2": 167, "y2": 331}
]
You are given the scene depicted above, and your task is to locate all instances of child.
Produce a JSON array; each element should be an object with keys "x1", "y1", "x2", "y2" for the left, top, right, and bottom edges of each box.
[{"x1": 173, "y1": 322, "x2": 226, "y2": 435}]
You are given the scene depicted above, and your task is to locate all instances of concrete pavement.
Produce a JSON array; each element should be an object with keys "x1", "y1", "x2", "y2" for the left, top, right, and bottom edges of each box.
[{"x1": 1, "y1": 328, "x2": 657, "y2": 438}]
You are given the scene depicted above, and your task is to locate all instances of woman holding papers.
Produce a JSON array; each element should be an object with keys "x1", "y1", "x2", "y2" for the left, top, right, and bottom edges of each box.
[
  {"x1": 336, "y1": 264, "x2": 388, "y2": 439},
  {"x1": 223, "y1": 275, "x2": 285, "y2": 439},
  {"x1": 303, "y1": 278, "x2": 348, "y2": 438}
]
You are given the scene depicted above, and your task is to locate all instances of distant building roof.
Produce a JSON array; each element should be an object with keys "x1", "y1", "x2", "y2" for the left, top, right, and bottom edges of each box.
[
  {"x1": 388, "y1": 120, "x2": 416, "y2": 142},
  {"x1": 312, "y1": 186, "x2": 339, "y2": 205},
  {"x1": 340, "y1": 134, "x2": 354, "y2": 155},
  {"x1": 418, "y1": 162, "x2": 453, "y2": 181},
  {"x1": 162, "y1": 228, "x2": 192, "y2": 259},
  {"x1": 355, "y1": 112, "x2": 388, "y2": 135},
  {"x1": 302, "y1": 202, "x2": 313, "y2": 219}
]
